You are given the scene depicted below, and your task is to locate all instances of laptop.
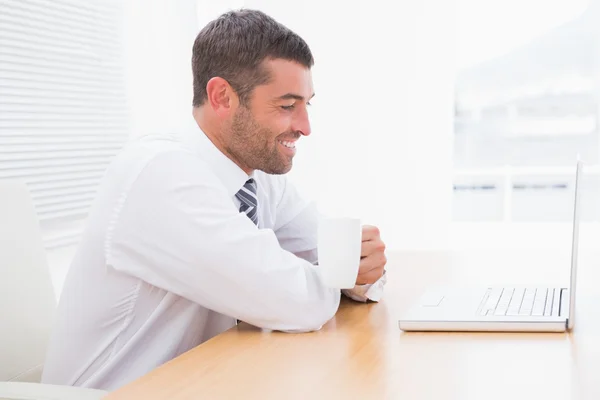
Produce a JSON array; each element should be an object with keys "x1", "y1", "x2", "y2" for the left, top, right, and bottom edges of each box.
[{"x1": 398, "y1": 160, "x2": 583, "y2": 333}]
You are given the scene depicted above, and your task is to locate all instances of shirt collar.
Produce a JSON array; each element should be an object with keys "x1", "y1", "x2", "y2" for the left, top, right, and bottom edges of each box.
[{"x1": 180, "y1": 121, "x2": 251, "y2": 198}]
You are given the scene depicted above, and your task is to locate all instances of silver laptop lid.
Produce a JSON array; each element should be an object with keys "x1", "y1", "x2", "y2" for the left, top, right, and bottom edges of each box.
[{"x1": 567, "y1": 160, "x2": 583, "y2": 330}]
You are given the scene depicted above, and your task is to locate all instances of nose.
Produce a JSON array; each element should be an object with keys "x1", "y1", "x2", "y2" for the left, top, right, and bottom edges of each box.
[{"x1": 292, "y1": 106, "x2": 311, "y2": 137}]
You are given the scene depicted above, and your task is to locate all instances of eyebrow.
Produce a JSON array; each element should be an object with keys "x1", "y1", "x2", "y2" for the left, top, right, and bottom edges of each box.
[{"x1": 276, "y1": 93, "x2": 316, "y2": 102}]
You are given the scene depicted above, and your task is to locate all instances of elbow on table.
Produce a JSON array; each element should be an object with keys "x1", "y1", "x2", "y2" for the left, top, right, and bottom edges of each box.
[{"x1": 270, "y1": 292, "x2": 341, "y2": 333}]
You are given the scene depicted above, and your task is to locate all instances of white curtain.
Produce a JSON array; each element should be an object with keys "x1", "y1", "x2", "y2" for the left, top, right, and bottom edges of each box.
[{"x1": 0, "y1": 0, "x2": 130, "y2": 249}]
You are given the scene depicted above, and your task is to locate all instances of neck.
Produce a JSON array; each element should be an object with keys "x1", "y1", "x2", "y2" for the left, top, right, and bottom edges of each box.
[{"x1": 192, "y1": 107, "x2": 253, "y2": 175}]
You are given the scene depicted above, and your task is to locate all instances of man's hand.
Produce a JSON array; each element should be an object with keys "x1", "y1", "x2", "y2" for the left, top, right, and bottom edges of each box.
[{"x1": 357, "y1": 225, "x2": 386, "y2": 285}]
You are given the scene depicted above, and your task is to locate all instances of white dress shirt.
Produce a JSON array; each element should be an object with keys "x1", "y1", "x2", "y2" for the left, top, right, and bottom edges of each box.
[{"x1": 41, "y1": 124, "x2": 385, "y2": 391}]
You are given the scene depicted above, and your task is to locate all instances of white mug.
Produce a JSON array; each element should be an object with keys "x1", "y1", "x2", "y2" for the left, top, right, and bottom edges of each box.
[{"x1": 317, "y1": 217, "x2": 361, "y2": 289}]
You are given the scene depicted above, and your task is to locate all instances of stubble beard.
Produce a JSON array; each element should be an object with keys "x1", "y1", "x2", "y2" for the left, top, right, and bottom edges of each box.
[{"x1": 226, "y1": 106, "x2": 293, "y2": 175}]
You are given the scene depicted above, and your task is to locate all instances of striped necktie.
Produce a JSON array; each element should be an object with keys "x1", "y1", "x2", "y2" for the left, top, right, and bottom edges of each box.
[{"x1": 235, "y1": 178, "x2": 259, "y2": 226}]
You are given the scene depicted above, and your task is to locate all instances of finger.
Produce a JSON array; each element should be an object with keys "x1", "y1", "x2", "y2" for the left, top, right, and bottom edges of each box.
[
  {"x1": 358, "y1": 252, "x2": 387, "y2": 275},
  {"x1": 361, "y1": 225, "x2": 380, "y2": 242},
  {"x1": 361, "y1": 239, "x2": 385, "y2": 257},
  {"x1": 356, "y1": 265, "x2": 385, "y2": 285}
]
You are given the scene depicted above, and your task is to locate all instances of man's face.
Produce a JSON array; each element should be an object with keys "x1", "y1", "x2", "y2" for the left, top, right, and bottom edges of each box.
[{"x1": 224, "y1": 59, "x2": 314, "y2": 175}]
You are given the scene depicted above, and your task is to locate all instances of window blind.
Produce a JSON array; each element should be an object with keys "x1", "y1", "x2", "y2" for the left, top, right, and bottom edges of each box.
[{"x1": 0, "y1": 0, "x2": 129, "y2": 248}]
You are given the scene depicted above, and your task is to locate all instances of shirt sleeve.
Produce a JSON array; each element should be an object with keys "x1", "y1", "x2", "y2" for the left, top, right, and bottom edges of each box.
[
  {"x1": 104, "y1": 150, "x2": 340, "y2": 332},
  {"x1": 273, "y1": 176, "x2": 387, "y2": 302}
]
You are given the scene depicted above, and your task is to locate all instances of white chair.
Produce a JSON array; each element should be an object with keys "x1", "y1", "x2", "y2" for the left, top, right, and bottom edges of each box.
[{"x1": 0, "y1": 181, "x2": 107, "y2": 399}]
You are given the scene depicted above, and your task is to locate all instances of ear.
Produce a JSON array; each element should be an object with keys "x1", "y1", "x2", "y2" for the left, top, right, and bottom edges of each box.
[{"x1": 205, "y1": 77, "x2": 239, "y2": 117}]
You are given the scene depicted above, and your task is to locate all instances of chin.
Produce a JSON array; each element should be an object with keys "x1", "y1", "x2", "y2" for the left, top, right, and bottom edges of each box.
[
  {"x1": 257, "y1": 154, "x2": 294, "y2": 175},
  {"x1": 279, "y1": 161, "x2": 293, "y2": 174},
  {"x1": 267, "y1": 168, "x2": 291, "y2": 175},
  {"x1": 262, "y1": 163, "x2": 292, "y2": 175}
]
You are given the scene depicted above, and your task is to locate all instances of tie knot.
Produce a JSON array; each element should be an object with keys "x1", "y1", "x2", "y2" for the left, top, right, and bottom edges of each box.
[{"x1": 235, "y1": 179, "x2": 258, "y2": 208}]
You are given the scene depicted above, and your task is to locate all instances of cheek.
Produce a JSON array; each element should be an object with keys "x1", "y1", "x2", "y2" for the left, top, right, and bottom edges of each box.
[
  {"x1": 273, "y1": 114, "x2": 294, "y2": 135},
  {"x1": 256, "y1": 111, "x2": 293, "y2": 136}
]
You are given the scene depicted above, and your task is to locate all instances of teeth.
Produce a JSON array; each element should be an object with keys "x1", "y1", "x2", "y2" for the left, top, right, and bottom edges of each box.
[{"x1": 280, "y1": 141, "x2": 295, "y2": 149}]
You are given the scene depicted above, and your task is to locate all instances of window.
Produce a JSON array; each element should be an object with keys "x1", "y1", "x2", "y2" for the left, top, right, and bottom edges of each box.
[
  {"x1": 0, "y1": 0, "x2": 129, "y2": 249},
  {"x1": 453, "y1": 0, "x2": 599, "y2": 224}
]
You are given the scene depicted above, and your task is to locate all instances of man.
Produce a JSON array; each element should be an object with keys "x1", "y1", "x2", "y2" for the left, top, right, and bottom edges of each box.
[{"x1": 41, "y1": 9, "x2": 387, "y2": 391}]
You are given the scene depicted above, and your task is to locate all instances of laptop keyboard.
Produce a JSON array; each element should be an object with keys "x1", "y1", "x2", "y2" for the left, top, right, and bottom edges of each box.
[{"x1": 479, "y1": 288, "x2": 556, "y2": 316}]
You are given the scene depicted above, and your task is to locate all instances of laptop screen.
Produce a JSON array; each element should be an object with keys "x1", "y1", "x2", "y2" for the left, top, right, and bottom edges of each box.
[{"x1": 567, "y1": 160, "x2": 583, "y2": 330}]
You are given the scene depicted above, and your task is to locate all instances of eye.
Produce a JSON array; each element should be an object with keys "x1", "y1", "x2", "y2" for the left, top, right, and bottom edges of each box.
[{"x1": 281, "y1": 104, "x2": 295, "y2": 111}]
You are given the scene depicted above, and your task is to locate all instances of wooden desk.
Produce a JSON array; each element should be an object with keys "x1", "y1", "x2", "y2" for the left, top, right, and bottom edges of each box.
[{"x1": 105, "y1": 250, "x2": 600, "y2": 400}]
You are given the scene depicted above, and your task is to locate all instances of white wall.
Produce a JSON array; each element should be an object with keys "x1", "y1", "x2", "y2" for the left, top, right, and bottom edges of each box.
[
  {"x1": 245, "y1": 0, "x2": 455, "y2": 250},
  {"x1": 123, "y1": 0, "x2": 199, "y2": 137}
]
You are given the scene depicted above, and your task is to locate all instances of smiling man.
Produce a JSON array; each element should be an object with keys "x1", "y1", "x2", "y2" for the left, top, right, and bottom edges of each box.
[{"x1": 41, "y1": 9, "x2": 387, "y2": 391}]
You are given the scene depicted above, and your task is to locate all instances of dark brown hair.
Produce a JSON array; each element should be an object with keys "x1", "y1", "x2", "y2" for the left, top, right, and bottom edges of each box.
[{"x1": 191, "y1": 9, "x2": 314, "y2": 107}]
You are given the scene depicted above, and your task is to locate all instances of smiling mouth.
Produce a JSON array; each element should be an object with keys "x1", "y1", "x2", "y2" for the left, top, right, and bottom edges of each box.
[{"x1": 279, "y1": 140, "x2": 296, "y2": 149}]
